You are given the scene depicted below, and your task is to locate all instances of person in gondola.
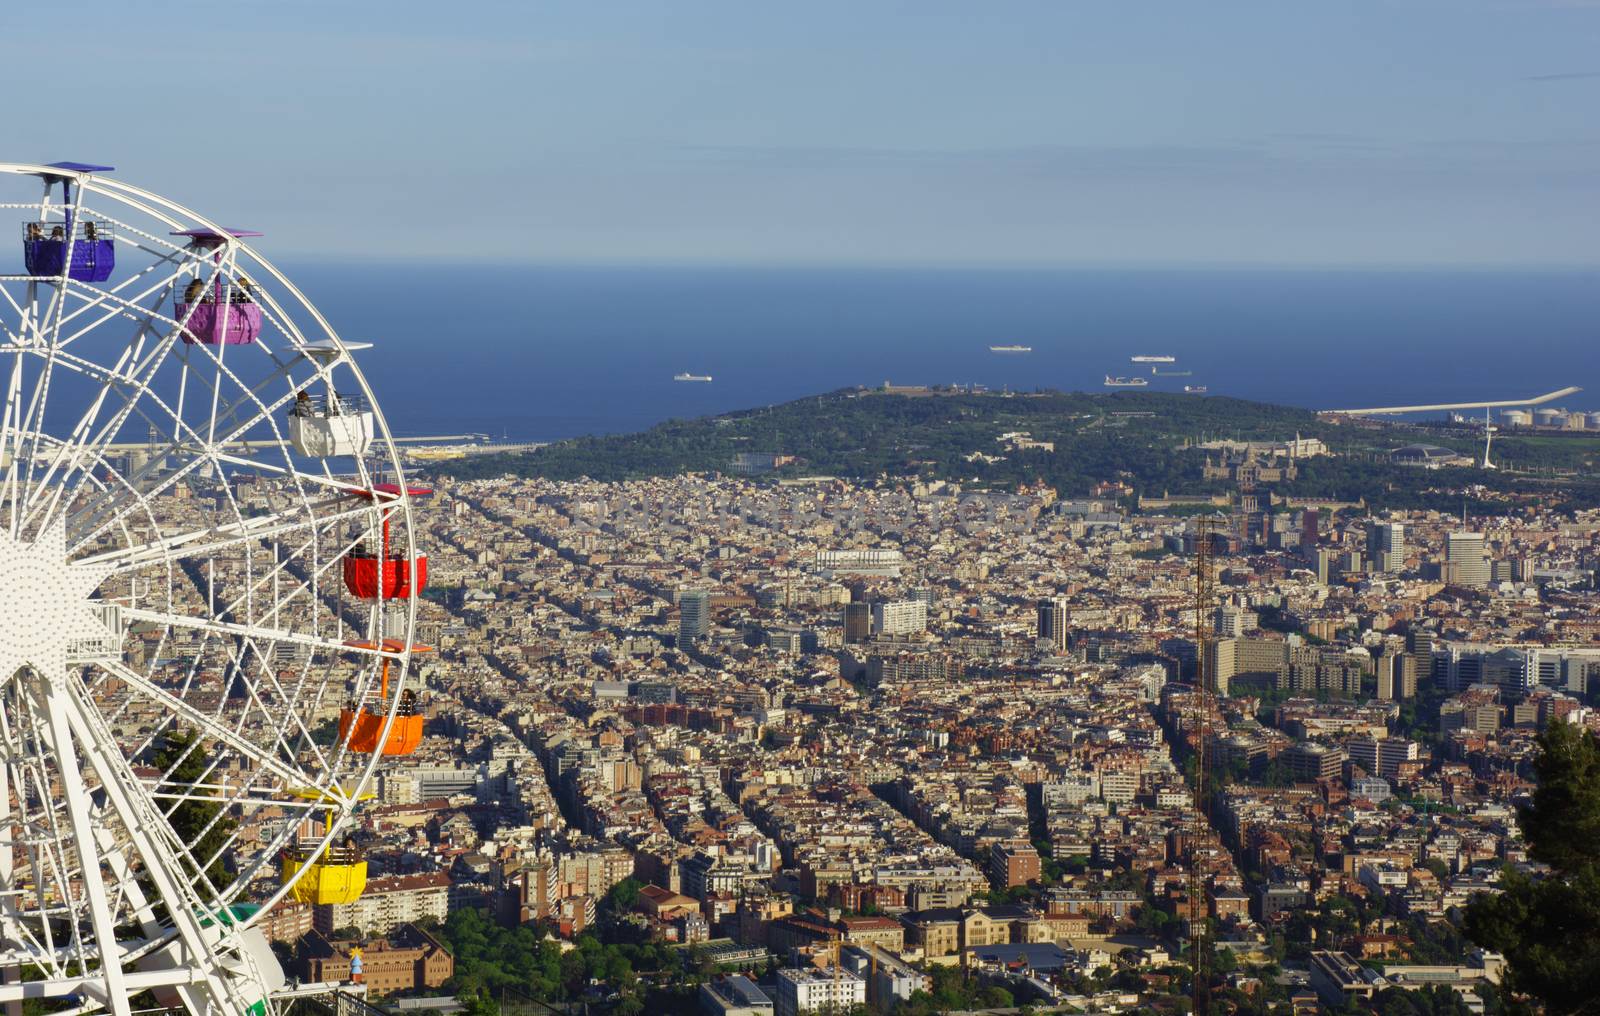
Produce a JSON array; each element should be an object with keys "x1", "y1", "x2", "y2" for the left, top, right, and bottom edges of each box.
[
  {"x1": 399, "y1": 688, "x2": 417, "y2": 716},
  {"x1": 25, "y1": 223, "x2": 41, "y2": 242},
  {"x1": 232, "y1": 275, "x2": 254, "y2": 303},
  {"x1": 49, "y1": 226, "x2": 64, "y2": 240},
  {"x1": 183, "y1": 278, "x2": 206, "y2": 304},
  {"x1": 83, "y1": 222, "x2": 97, "y2": 241},
  {"x1": 294, "y1": 389, "x2": 311, "y2": 417}
]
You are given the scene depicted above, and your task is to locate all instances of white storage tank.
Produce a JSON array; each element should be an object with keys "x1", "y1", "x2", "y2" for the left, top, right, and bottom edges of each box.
[{"x1": 1500, "y1": 409, "x2": 1532, "y2": 427}]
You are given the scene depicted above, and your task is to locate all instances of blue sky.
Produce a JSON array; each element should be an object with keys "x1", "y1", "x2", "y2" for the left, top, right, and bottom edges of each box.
[{"x1": 6, "y1": 0, "x2": 1600, "y2": 265}]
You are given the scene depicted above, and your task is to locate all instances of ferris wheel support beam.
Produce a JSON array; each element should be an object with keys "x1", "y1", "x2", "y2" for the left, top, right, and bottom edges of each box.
[
  {"x1": 61, "y1": 675, "x2": 257, "y2": 1016},
  {"x1": 119, "y1": 607, "x2": 403, "y2": 663},
  {"x1": 33, "y1": 679, "x2": 133, "y2": 1016},
  {"x1": 0, "y1": 727, "x2": 17, "y2": 1016}
]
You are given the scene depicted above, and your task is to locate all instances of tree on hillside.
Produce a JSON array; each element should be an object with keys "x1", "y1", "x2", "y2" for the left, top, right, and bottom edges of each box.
[
  {"x1": 151, "y1": 728, "x2": 235, "y2": 890},
  {"x1": 1464, "y1": 720, "x2": 1600, "y2": 1014}
]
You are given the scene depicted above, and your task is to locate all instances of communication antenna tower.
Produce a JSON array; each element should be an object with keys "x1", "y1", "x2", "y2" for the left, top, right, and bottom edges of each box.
[{"x1": 1189, "y1": 516, "x2": 1217, "y2": 1016}]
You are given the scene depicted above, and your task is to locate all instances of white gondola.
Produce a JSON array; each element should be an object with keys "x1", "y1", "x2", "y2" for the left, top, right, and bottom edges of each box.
[{"x1": 289, "y1": 392, "x2": 375, "y2": 457}]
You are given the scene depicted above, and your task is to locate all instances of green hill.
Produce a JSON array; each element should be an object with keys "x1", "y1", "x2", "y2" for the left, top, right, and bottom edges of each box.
[{"x1": 435, "y1": 387, "x2": 1600, "y2": 510}]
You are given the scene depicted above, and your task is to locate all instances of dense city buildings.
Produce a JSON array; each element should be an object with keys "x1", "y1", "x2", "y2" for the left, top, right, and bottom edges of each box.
[{"x1": 232, "y1": 457, "x2": 1600, "y2": 1013}]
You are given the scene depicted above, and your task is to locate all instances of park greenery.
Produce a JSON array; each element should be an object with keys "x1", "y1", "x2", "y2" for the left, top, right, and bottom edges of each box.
[
  {"x1": 437, "y1": 388, "x2": 1600, "y2": 511},
  {"x1": 434, "y1": 905, "x2": 659, "y2": 1015}
]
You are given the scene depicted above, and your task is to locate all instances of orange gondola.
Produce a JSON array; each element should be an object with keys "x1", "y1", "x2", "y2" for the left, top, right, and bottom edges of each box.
[{"x1": 338, "y1": 639, "x2": 434, "y2": 756}]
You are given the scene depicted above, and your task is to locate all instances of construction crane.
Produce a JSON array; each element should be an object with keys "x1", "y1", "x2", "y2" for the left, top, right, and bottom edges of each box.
[{"x1": 1189, "y1": 517, "x2": 1217, "y2": 1016}]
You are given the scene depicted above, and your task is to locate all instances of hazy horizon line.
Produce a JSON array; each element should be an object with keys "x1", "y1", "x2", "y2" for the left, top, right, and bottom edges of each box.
[{"x1": 266, "y1": 253, "x2": 1600, "y2": 274}]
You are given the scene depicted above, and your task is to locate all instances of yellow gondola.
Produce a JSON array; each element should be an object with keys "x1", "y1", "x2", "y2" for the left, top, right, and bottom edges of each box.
[
  {"x1": 279, "y1": 844, "x2": 367, "y2": 906},
  {"x1": 278, "y1": 787, "x2": 374, "y2": 905}
]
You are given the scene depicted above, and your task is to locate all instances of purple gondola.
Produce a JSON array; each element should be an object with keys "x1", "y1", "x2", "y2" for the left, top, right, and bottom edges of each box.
[
  {"x1": 174, "y1": 296, "x2": 263, "y2": 346},
  {"x1": 21, "y1": 162, "x2": 116, "y2": 282},
  {"x1": 172, "y1": 228, "x2": 266, "y2": 345},
  {"x1": 23, "y1": 223, "x2": 115, "y2": 282}
]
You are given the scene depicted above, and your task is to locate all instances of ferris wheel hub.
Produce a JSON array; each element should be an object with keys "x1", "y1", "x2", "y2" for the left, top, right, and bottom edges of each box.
[{"x1": 0, "y1": 519, "x2": 115, "y2": 680}]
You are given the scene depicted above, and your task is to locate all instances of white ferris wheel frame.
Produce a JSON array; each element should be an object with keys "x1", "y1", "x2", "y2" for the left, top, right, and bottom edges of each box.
[{"x1": 0, "y1": 161, "x2": 426, "y2": 1016}]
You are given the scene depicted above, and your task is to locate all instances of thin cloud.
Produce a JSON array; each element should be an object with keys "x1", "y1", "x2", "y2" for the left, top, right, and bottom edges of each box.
[{"x1": 1524, "y1": 70, "x2": 1600, "y2": 81}]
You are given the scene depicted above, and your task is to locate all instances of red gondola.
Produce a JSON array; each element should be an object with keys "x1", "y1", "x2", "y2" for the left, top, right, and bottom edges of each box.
[
  {"x1": 339, "y1": 485, "x2": 431, "y2": 600},
  {"x1": 341, "y1": 553, "x2": 427, "y2": 599}
]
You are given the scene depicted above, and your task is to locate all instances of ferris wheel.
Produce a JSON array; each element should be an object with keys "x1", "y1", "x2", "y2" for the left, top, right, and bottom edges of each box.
[{"x1": 0, "y1": 161, "x2": 430, "y2": 1016}]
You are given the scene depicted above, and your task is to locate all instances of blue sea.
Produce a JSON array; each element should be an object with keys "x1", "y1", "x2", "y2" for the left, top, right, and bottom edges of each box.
[{"x1": 283, "y1": 264, "x2": 1600, "y2": 442}]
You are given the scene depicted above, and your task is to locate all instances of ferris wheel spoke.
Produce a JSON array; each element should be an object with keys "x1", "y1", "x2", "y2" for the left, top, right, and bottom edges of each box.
[
  {"x1": 0, "y1": 285, "x2": 43, "y2": 347},
  {"x1": 20, "y1": 389, "x2": 141, "y2": 537},
  {"x1": 196, "y1": 514, "x2": 372, "y2": 625},
  {"x1": 0, "y1": 352, "x2": 27, "y2": 533},
  {"x1": 218, "y1": 642, "x2": 336, "y2": 788},
  {"x1": 40, "y1": 322, "x2": 360, "y2": 540},
  {"x1": 62, "y1": 366, "x2": 314, "y2": 552},
  {"x1": 21, "y1": 346, "x2": 219, "y2": 539},
  {"x1": 8, "y1": 321, "x2": 61, "y2": 537},
  {"x1": 0, "y1": 309, "x2": 277, "y2": 543},
  {"x1": 51, "y1": 261, "x2": 188, "y2": 352},
  {"x1": 82, "y1": 496, "x2": 364, "y2": 575},
  {"x1": 95, "y1": 657, "x2": 331, "y2": 794},
  {"x1": 137, "y1": 706, "x2": 324, "y2": 895},
  {"x1": 33, "y1": 273, "x2": 193, "y2": 484},
  {"x1": 5, "y1": 186, "x2": 103, "y2": 532},
  {"x1": 119, "y1": 605, "x2": 398, "y2": 664}
]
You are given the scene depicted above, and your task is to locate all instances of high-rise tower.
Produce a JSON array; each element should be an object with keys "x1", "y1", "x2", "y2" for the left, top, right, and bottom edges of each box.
[
  {"x1": 1367, "y1": 522, "x2": 1405, "y2": 573},
  {"x1": 1036, "y1": 597, "x2": 1069, "y2": 653},
  {"x1": 678, "y1": 587, "x2": 711, "y2": 644},
  {"x1": 1446, "y1": 532, "x2": 1488, "y2": 588}
]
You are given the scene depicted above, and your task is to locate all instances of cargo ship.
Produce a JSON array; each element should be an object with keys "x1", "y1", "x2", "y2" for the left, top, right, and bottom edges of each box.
[
  {"x1": 1184, "y1": 385, "x2": 1208, "y2": 394},
  {"x1": 989, "y1": 344, "x2": 1032, "y2": 353},
  {"x1": 1104, "y1": 375, "x2": 1150, "y2": 388},
  {"x1": 674, "y1": 372, "x2": 713, "y2": 383},
  {"x1": 1131, "y1": 354, "x2": 1176, "y2": 363},
  {"x1": 1152, "y1": 368, "x2": 1193, "y2": 376}
]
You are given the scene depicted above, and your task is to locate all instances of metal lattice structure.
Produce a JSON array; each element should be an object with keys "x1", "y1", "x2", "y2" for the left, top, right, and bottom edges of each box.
[{"x1": 0, "y1": 162, "x2": 423, "y2": 1016}]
